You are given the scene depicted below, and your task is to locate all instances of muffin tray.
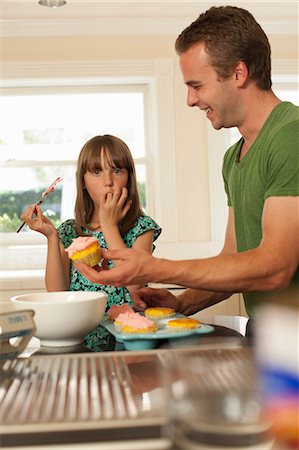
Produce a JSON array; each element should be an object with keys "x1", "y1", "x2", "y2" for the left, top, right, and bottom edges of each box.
[{"x1": 101, "y1": 315, "x2": 214, "y2": 350}]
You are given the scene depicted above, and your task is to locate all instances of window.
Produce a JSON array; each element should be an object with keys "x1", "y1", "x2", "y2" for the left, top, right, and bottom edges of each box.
[
  {"x1": 1, "y1": 86, "x2": 148, "y2": 233},
  {"x1": 0, "y1": 59, "x2": 178, "y2": 271}
]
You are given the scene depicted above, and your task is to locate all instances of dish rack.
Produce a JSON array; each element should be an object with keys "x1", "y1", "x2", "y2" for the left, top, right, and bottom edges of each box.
[
  {"x1": 0, "y1": 343, "x2": 267, "y2": 449},
  {"x1": 0, "y1": 351, "x2": 170, "y2": 448}
]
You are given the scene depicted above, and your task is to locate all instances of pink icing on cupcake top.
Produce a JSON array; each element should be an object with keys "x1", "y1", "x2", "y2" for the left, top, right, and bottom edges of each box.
[
  {"x1": 65, "y1": 236, "x2": 98, "y2": 257},
  {"x1": 107, "y1": 304, "x2": 134, "y2": 320},
  {"x1": 116, "y1": 312, "x2": 155, "y2": 328},
  {"x1": 114, "y1": 311, "x2": 138, "y2": 324}
]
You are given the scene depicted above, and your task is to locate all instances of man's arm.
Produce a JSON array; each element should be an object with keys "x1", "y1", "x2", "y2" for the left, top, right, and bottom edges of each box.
[
  {"x1": 137, "y1": 197, "x2": 298, "y2": 291},
  {"x1": 161, "y1": 208, "x2": 237, "y2": 315},
  {"x1": 130, "y1": 286, "x2": 233, "y2": 315},
  {"x1": 175, "y1": 288, "x2": 233, "y2": 315},
  {"x1": 76, "y1": 197, "x2": 299, "y2": 293}
]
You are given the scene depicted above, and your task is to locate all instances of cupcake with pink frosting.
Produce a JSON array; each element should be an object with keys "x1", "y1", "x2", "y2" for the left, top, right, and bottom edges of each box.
[
  {"x1": 107, "y1": 304, "x2": 135, "y2": 321},
  {"x1": 118, "y1": 313, "x2": 157, "y2": 334},
  {"x1": 65, "y1": 236, "x2": 100, "y2": 267},
  {"x1": 114, "y1": 311, "x2": 139, "y2": 330}
]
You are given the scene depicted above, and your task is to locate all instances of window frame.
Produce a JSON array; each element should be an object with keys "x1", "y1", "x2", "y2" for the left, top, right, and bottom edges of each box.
[
  {"x1": 2, "y1": 84, "x2": 150, "y2": 231},
  {"x1": 1, "y1": 59, "x2": 178, "y2": 251}
]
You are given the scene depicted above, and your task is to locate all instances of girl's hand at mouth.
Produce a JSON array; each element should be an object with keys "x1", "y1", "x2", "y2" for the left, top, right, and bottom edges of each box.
[{"x1": 99, "y1": 187, "x2": 132, "y2": 229}]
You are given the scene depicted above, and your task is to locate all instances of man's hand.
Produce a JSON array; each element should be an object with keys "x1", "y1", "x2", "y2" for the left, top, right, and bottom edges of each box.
[
  {"x1": 75, "y1": 247, "x2": 156, "y2": 286},
  {"x1": 131, "y1": 287, "x2": 181, "y2": 312}
]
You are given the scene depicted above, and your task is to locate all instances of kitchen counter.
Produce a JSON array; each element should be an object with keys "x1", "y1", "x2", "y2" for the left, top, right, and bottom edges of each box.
[{"x1": 0, "y1": 340, "x2": 282, "y2": 450}]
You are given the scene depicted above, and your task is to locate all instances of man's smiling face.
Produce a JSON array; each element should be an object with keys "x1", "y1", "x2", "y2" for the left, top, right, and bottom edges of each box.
[{"x1": 179, "y1": 42, "x2": 240, "y2": 130}]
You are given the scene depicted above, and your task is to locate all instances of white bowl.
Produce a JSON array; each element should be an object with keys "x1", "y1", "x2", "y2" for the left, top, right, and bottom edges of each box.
[{"x1": 10, "y1": 291, "x2": 107, "y2": 347}]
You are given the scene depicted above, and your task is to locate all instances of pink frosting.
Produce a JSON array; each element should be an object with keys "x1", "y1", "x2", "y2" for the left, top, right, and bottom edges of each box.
[
  {"x1": 65, "y1": 236, "x2": 98, "y2": 257},
  {"x1": 115, "y1": 311, "x2": 138, "y2": 324},
  {"x1": 42, "y1": 177, "x2": 62, "y2": 198},
  {"x1": 116, "y1": 312, "x2": 155, "y2": 328},
  {"x1": 107, "y1": 304, "x2": 134, "y2": 319}
]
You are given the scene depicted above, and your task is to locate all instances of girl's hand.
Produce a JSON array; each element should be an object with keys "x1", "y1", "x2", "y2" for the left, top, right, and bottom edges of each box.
[
  {"x1": 99, "y1": 187, "x2": 132, "y2": 228},
  {"x1": 20, "y1": 204, "x2": 57, "y2": 238}
]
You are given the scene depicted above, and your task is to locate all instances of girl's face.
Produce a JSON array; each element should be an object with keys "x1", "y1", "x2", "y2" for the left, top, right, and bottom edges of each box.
[{"x1": 83, "y1": 149, "x2": 129, "y2": 207}]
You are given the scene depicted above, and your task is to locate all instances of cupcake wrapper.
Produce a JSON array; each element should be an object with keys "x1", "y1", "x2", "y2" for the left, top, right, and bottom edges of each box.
[
  {"x1": 167, "y1": 326, "x2": 199, "y2": 332},
  {"x1": 145, "y1": 312, "x2": 175, "y2": 320},
  {"x1": 121, "y1": 325, "x2": 157, "y2": 334},
  {"x1": 77, "y1": 248, "x2": 100, "y2": 267}
]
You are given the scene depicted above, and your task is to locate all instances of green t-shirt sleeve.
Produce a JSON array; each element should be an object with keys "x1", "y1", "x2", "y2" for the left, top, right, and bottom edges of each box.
[{"x1": 265, "y1": 120, "x2": 299, "y2": 199}]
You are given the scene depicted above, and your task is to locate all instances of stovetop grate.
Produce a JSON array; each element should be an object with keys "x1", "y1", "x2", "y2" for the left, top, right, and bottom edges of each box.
[
  {"x1": 0, "y1": 343, "x2": 255, "y2": 447},
  {"x1": 0, "y1": 354, "x2": 157, "y2": 426}
]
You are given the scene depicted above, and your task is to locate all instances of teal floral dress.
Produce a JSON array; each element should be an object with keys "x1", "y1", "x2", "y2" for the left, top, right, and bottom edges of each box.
[{"x1": 57, "y1": 216, "x2": 162, "y2": 351}]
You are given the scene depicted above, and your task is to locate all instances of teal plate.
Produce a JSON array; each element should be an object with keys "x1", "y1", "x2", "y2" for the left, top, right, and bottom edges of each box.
[{"x1": 101, "y1": 316, "x2": 215, "y2": 350}]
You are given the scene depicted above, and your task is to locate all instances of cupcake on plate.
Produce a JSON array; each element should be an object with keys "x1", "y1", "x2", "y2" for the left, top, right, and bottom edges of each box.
[
  {"x1": 167, "y1": 317, "x2": 201, "y2": 332},
  {"x1": 144, "y1": 307, "x2": 175, "y2": 320},
  {"x1": 119, "y1": 314, "x2": 157, "y2": 334},
  {"x1": 65, "y1": 236, "x2": 100, "y2": 267}
]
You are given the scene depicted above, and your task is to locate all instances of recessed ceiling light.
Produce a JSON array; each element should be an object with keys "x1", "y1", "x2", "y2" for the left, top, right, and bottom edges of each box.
[{"x1": 38, "y1": 0, "x2": 67, "y2": 7}]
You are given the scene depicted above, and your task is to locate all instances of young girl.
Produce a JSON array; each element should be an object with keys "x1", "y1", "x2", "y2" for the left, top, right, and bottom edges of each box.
[{"x1": 21, "y1": 134, "x2": 162, "y2": 351}]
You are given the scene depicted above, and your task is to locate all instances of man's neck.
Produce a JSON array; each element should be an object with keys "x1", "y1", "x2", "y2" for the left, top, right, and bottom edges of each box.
[{"x1": 238, "y1": 89, "x2": 281, "y2": 159}]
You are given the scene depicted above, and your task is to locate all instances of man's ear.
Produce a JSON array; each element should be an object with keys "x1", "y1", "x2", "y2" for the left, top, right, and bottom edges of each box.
[{"x1": 234, "y1": 61, "x2": 249, "y2": 86}]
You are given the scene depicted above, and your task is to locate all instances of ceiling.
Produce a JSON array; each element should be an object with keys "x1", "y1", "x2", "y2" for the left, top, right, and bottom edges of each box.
[{"x1": 1, "y1": 0, "x2": 298, "y2": 37}]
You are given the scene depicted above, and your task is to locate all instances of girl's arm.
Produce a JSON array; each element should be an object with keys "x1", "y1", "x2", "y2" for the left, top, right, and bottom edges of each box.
[
  {"x1": 99, "y1": 186, "x2": 131, "y2": 266},
  {"x1": 101, "y1": 219, "x2": 154, "y2": 292},
  {"x1": 99, "y1": 186, "x2": 155, "y2": 291},
  {"x1": 20, "y1": 204, "x2": 70, "y2": 291},
  {"x1": 45, "y1": 234, "x2": 70, "y2": 291}
]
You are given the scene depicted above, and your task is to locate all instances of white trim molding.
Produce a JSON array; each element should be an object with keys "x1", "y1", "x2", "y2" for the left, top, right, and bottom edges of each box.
[
  {"x1": 272, "y1": 60, "x2": 299, "y2": 78},
  {"x1": 2, "y1": 2, "x2": 298, "y2": 37},
  {"x1": 207, "y1": 125, "x2": 229, "y2": 242}
]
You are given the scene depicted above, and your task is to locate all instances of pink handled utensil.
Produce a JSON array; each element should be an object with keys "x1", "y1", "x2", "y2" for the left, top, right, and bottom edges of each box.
[{"x1": 16, "y1": 177, "x2": 62, "y2": 233}]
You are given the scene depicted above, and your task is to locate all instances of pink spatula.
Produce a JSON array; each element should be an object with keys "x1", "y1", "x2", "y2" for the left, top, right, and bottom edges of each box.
[{"x1": 16, "y1": 177, "x2": 62, "y2": 233}]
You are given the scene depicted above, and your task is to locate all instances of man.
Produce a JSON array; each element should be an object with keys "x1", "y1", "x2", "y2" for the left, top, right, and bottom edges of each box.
[{"x1": 76, "y1": 6, "x2": 299, "y2": 335}]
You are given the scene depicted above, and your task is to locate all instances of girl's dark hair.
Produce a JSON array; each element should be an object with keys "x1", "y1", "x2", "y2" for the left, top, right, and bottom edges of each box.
[
  {"x1": 175, "y1": 6, "x2": 272, "y2": 90},
  {"x1": 74, "y1": 134, "x2": 144, "y2": 235}
]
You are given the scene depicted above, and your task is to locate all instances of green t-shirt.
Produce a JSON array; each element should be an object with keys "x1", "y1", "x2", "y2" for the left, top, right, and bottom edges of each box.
[{"x1": 222, "y1": 102, "x2": 299, "y2": 317}]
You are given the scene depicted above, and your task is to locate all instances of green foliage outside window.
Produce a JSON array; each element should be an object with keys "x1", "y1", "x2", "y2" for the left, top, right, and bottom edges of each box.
[
  {"x1": 0, "y1": 188, "x2": 62, "y2": 232},
  {"x1": 0, "y1": 183, "x2": 146, "y2": 232}
]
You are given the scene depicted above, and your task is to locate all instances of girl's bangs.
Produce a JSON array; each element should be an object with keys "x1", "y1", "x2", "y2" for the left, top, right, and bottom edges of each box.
[
  {"x1": 84, "y1": 148, "x2": 102, "y2": 173},
  {"x1": 80, "y1": 134, "x2": 134, "y2": 174},
  {"x1": 85, "y1": 146, "x2": 130, "y2": 173},
  {"x1": 105, "y1": 145, "x2": 131, "y2": 170}
]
